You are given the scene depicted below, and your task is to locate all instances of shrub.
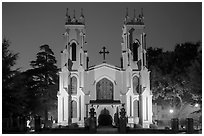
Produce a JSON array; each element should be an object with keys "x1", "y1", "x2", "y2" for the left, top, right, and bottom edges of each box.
[
  {"x1": 70, "y1": 123, "x2": 79, "y2": 128},
  {"x1": 134, "y1": 124, "x2": 143, "y2": 128},
  {"x1": 150, "y1": 124, "x2": 158, "y2": 129}
]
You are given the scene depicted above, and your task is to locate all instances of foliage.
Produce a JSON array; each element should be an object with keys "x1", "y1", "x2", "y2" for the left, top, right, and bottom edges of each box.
[
  {"x1": 2, "y1": 39, "x2": 59, "y2": 121},
  {"x1": 27, "y1": 44, "x2": 58, "y2": 120},
  {"x1": 186, "y1": 50, "x2": 202, "y2": 111},
  {"x1": 2, "y1": 38, "x2": 28, "y2": 117},
  {"x1": 147, "y1": 42, "x2": 202, "y2": 115}
]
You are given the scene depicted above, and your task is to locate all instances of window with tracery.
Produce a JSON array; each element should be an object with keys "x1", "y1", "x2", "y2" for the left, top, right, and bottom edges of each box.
[
  {"x1": 133, "y1": 76, "x2": 139, "y2": 94},
  {"x1": 71, "y1": 76, "x2": 77, "y2": 94},
  {"x1": 133, "y1": 100, "x2": 139, "y2": 118},
  {"x1": 71, "y1": 100, "x2": 77, "y2": 118},
  {"x1": 96, "y1": 78, "x2": 113, "y2": 100}
]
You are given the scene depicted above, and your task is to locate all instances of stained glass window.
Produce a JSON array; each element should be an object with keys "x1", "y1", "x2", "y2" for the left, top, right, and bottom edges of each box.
[
  {"x1": 133, "y1": 100, "x2": 139, "y2": 118},
  {"x1": 96, "y1": 78, "x2": 113, "y2": 100},
  {"x1": 71, "y1": 76, "x2": 77, "y2": 94},
  {"x1": 71, "y1": 100, "x2": 77, "y2": 118},
  {"x1": 133, "y1": 76, "x2": 139, "y2": 94}
]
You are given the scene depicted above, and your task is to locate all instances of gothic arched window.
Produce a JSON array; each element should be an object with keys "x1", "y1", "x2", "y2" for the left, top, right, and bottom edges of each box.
[
  {"x1": 71, "y1": 100, "x2": 77, "y2": 118},
  {"x1": 129, "y1": 28, "x2": 135, "y2": 50},
  {"x1": 133, "y1": 42, "x2": 139, "y2": 61},
  {"x1": 71, "y1": 43, "x2": 76, "y2": 61},
  {"x1": 71, "y1": 76, "x2": 77, "y2": 94},
  {"x1": 96, "y1": 78, "x2": 113, "y2": 100},
  {"x1": 133, "y1": 100, "x2": 139, "y2": 118},
  {"x1": 133, "y1": 76, "x2": 139, "y2": 94}
]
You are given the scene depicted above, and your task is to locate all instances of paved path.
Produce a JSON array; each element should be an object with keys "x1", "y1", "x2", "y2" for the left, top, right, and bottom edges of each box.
[{"x1": 97, "y1": 126, "x2": 118, "y2": 134}]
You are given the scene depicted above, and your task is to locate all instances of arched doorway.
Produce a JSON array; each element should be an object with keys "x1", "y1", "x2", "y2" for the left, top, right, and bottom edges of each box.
[{"x1": 98, "y1": 108, "x2": 113, "y2": 126}]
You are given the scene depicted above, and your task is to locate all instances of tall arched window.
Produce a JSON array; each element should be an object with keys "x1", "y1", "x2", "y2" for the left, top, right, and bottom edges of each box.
[
  {"x1": 71, "y1": 76, "x2": 77, "y2": 94},
  {"x1": 133, "y1": 100, "x2": 139, "y2": 118},
  {"x1": 133, "y1": 42, "x2": 139, "y2": 61},
  {"x1": 133, "y1": 76, "x2": 139, "y2": 94},
  {"x1": 71, "y1": 43, "x2": 76, "y2": 61},
  {"x1": 71, "y1": 100, "x2": 77, "y2": 118},
  {"x1": 80, "y1": 53, "x2": 82, "y2": 65},
  {"x1": 96, "y1": 78, "x2": 113, "y2": 100},
  {"x1": 129, "y1": 28, "x2": 135, "y2": 50}
]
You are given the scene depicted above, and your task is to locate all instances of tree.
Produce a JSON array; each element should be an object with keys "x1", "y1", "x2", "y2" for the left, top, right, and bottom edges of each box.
[
  {"x1": 186, "y1": 50, "x2": 202, "y2": 110},
  {"x1": 2, "y1": 38, "x2": 28, "y2": 117},
  {"x1": 148, "y1": 42, "x2": 202, "y2": 118},
  {"x1": 28, "y1": 44, "x2": 58, "y2": 122}
]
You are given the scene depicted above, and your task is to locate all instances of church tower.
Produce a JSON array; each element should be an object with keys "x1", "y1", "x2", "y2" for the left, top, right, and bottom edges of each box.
[
  {"x1": 58, "y1": 8, "x2": 87, "y2": 126},
  {"x1": 121, "y1": 8, "x2": 152, "y2": 128}
]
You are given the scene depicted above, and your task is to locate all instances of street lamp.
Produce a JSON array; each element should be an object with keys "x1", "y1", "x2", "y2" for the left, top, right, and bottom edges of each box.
[
  {"x1": 195, "y1": 103, "x2": 199, "y2": 108},
  {"x1": 169, "y1": 109, "x2": 174, "y2": 114}
]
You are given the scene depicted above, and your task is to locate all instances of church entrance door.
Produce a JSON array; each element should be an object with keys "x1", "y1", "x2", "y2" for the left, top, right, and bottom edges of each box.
[{"x1": 98, "y1": 108, "x2": 113, "y2": 126}]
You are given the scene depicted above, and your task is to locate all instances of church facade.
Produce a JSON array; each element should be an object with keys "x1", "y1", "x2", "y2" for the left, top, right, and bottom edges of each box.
[{"x1": 57, "y1": 8, "x2": 152, "y2": 128}]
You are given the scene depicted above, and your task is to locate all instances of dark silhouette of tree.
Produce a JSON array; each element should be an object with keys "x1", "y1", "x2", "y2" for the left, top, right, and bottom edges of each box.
[
  {"x1": 147, "y1": 47, "x2": 163, "y2": 69},
  {"x1": 148, "y1": 42, "x2": 202, "y2": 117},
  {"x1": 186, "y1": 50, "x2": 202, "y2": 112},
  {"x1": 28, "y1": 44, "x2": 58, "y2": 123},
  {"x1": 2, "y1": 38, "x2": 28, "y2": 117}
]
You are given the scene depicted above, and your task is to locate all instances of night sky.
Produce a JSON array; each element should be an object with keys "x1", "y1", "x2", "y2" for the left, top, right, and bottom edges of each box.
[{"x1": 2, "y1": 2, "x2": 202, "y2": 71}]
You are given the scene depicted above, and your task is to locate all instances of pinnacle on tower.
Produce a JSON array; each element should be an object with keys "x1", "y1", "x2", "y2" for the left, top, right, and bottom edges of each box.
[
  {"x1": 124, "y1": 7, "x2": 131, "y2": 24},
  {"x1": 66, "y1": 8, "x2": 69, "y2": 17},
  {"x1": 133, "y1": 8, "x2": 137, "y2": 22},
  {"x1": 79, "y1": 8, "x2": 85, "y2": 24},
  {"x1": 137, "y1": 8, "x2": 144, "y2": 24},
  {"x1": 65, "y1": 8, "x2": 70, "y2": 25},
  {"x1": 73, "y1": 9, "x2": 76, "y2": 18},
  {"x1": 71, "y1": 9, "x2": 77, "y2": 23},
  {"x1": 126, "y1": 7, "x2": 128, "y2": 17},
  {"x1": 81, "y1": 8, "x2": 84, "y2": 17},
  {"x1": 141, "y1": 8, "x2": 144, "y2": 19}
]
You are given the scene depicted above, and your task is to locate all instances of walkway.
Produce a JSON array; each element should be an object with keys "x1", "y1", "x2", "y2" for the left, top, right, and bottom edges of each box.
[{"x1": 97, "y1": 126, "x2": 118, "y2": 134}]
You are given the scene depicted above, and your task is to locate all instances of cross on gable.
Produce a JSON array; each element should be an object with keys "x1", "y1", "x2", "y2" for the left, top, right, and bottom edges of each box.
[{"x1": 99, "y1": 46, "x2": 109, "y2": 62}]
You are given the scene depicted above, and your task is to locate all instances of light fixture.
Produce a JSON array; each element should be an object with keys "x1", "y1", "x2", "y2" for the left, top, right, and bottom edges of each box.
[
  {"x1": 195, "y1": 103, "x2": 199, "y2": 108},
  {"x1": 169, "y1": 109, "x2": 174, "y2": 114}
]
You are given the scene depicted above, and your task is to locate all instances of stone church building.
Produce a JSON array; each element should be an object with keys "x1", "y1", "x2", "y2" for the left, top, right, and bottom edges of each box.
[{"x1": 57, "y1": 8, "x2": 152, "y2": 128}]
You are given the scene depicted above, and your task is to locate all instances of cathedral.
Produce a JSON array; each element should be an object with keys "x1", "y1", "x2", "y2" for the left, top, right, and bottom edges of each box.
[{"x1": 57, "y1": 8, "x2": 152, "y2": 128}]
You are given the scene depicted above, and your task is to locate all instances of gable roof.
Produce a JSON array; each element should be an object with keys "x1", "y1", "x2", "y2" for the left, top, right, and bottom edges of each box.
[{"x1": 88, "y1": 62, "x2": 121, "y2": 71}]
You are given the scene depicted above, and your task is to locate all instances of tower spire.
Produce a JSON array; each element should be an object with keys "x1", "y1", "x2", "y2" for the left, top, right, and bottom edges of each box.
[
  {"x1": 141, "y1": 8, "x2": 144, "y2": 19},
  {"x1": 73, "y1": 9, "x2": 76, "y2": 18},
  {"x1": 71, "y1": 9, "x2": 77, "y2": 23},
  {"x1": 124, "y1": 7, "x2": 130, "y2": 24},
  {"x1": 79, "y1": 8, "x2": 85, "y2": 24},
  {"x1": 65, "y1": 8, "x2": 69, "y2": 24},
  {"x1": 66, "y1": 8, "x2": 69, "y2": 17},
  {"x1": 134, "y1": 8, "x2": 136, "y2": 18},
  {"x1": 126, "y1": 7, "x2": 128, "y2": 17},
  {"x1": 81, "y1": 8, "x2": 84, "y2": 17}
]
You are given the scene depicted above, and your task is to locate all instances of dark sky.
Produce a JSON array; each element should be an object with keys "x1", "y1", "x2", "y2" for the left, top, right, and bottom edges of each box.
[{"x1": 2, "y1": 2, "x2": 202, "y2": 71}]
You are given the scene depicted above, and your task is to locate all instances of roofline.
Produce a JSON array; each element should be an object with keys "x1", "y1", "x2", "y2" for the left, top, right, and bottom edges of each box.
[{"x1": 87, "y1": 63, "x2": 121, "y2": 71}]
